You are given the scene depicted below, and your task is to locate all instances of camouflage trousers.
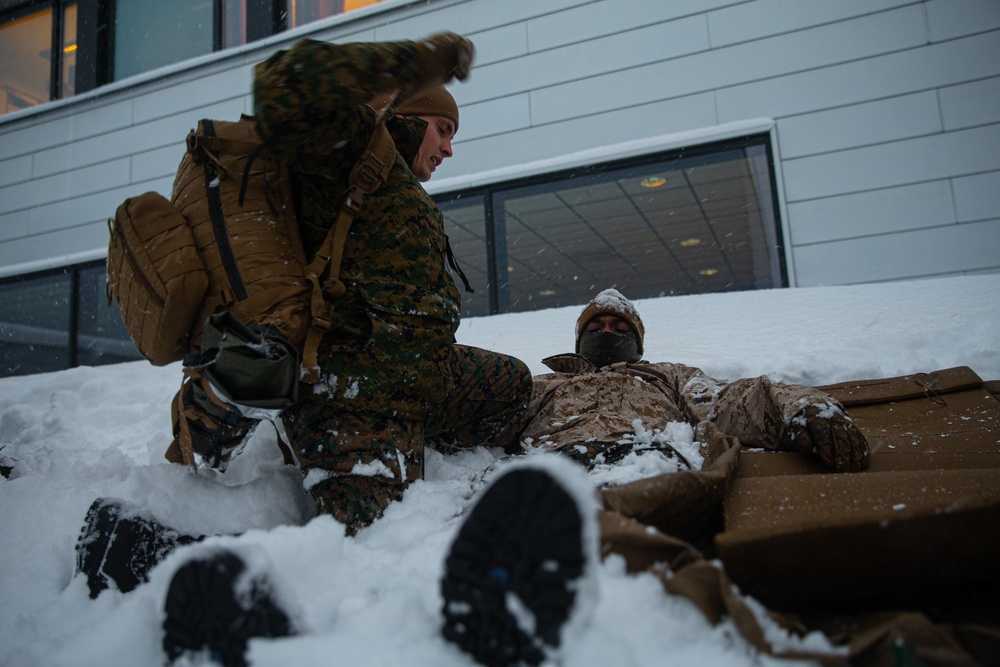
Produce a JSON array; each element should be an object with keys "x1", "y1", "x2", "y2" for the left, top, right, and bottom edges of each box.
[{"x1": 284, "y1": 344, "x2": 531, "y2": 534}]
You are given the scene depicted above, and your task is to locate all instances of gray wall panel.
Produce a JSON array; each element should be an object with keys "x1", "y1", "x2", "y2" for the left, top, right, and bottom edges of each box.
[
  {"x1": 927, "y1": 0, "x2": 1000, "y2": 41},
  {"x1": 458, "y1": 14, "x2": 710, "y2": 108},
  {"x1": 783, "y1": 125, "x2": 1000, "y2": 202},
  {"x1": 454, "y1": 94, "x2": 532, "y2": 144},
  {"x1": 0, "y1": 220, "x2": 111, "y2": 269},
  {"x1": 69, "y1": 99, "x2": 135, "y2": 140},
  {"x1": 460, "y1": 24, "x2": 529, "y2": 68},
  {"x1": 132, "y1": 67, "x2": 253, "y2": 123},
  {"x1": 717, "y1": 32, "x2": 1000, "y2": 122},
  {"x1": 0, "y1": 114, "x2": 73, "y2": 161},
  {"x1": 940, "y1": 76, "x2": 1000, "y2": 130},
  {"x1": 440, "y1": 92, "x2": 718, "y2": 180},
  {"x1": 707, "y1": 0, "x2": 919, "y2": 47},
  {"x1": 0, "y1": 155, "x2": 32, "y2": 189},
  {"x1": 776, "y1": 92, "x2": 942, "y2": 160},
  {"x1": 130, "y1": 145, "x2": 188, "y2": 185},
  {"x1": 2, "y1": 181, "x2": 166, "y2": 241},
  {"x1": 953, "y1": 171, "x2": 1000, "y2": 223},
  {"x1": 31, "y1": 98, "x2": 246, "y2": 179},
  {"x1": 1, "y1": 159, "x2": 131, "y2": 214},
  {"x1": 787, "y1": 181, "x2": 956, "y2": 246},
  {"x1": 793, "y1": 218, "x2": 1000, "y2": 285},
  {"x1": 533, "y1": 5, "x2": 925, "y2": 127},
  {"x1": 527, "y1": 0, "x2": 738, "y2": 51},
  {"x1": 372, "y1": 0, "x2": 588, "y2": 42}
]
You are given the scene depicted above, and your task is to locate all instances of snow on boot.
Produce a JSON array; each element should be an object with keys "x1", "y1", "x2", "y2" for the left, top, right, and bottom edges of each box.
[
  {"x1": 441, "y1": 457, "x2": 599, "y2": 667},
  {"x1": 162, "y1": 550, "x2": 293, "y2": 667},
  {"x1": 75, "y1": 498, "x2": 201, "y2": 599}
]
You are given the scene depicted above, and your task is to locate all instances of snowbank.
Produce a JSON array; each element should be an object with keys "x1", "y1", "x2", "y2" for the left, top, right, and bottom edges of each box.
[{"x1": 1, "y1": 274, "x2": 997, "y2": 667}]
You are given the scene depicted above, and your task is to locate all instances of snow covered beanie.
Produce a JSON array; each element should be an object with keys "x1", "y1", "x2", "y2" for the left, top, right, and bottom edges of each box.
[
  {"x1": 575, "y1": 289, "x2": 645, "y2": 365},
  {"x1": 396, "y1": 85, "x2": 459, "y2": 133}
]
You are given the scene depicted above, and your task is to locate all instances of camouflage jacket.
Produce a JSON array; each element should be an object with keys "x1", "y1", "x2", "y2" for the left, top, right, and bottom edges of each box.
[
  {"x1": 511, "y1": 353, "x2": 843, "y2": 457},
  {"x1": 254, "y1": 39, "x2": 461, "y2": 419}
]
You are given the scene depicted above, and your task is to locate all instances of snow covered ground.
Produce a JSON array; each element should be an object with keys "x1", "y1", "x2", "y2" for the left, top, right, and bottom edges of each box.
[{"x1": 1, "y1": 274, "x2": 998, "y2": 667}]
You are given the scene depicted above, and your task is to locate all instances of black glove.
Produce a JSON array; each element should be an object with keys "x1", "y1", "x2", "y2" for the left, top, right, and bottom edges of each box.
[{"x1": 789, "y1": 404, "x2": 870, "y2": 472}]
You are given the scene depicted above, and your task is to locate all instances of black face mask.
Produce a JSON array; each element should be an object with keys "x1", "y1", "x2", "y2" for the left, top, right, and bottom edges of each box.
[{"x1": 578, "y1": 330, "x2": 640, "y2": 368}]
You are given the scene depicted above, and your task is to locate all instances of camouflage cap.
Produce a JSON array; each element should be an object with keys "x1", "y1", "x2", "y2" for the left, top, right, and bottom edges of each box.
[{"x1": 575, "y1": 289, "x2": 645, "y2": 356}]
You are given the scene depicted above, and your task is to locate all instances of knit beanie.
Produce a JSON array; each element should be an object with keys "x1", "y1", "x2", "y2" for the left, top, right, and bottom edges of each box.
[
  {"x1": 575, "y1": 289, "x2": 645, "y2": 357},
  {"x1": 396, "y1": 85, "x2": 459, "y2": 133}
]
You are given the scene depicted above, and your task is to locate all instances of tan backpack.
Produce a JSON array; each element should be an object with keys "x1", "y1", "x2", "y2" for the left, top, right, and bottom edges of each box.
[{"x1": 107, "y1": 115, "x2": 396, "y2": 467}]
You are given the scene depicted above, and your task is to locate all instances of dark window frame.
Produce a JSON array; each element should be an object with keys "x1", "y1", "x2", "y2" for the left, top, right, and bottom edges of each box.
[{"x1": 434, "y1": 132, "x2": 788, "y2": 317}]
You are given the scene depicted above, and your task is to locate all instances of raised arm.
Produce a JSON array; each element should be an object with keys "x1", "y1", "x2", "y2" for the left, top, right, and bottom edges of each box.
[{"x1": 253, "y1": 32, "x2": 473, "y2": 157}]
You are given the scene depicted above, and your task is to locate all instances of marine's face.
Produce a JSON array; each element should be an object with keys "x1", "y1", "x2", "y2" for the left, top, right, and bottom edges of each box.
[
  {"x1": 579, "y1": 314, "x2": 640, "y2": 367},
  {"x1": 584, "y1": 315, "x2": 632, "y2": 335},
  {"x1": 411, "y1": 114, "x2": 456, "y2": 182}
]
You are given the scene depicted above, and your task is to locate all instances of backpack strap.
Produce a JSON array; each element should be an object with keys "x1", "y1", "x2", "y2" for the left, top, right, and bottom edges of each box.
[
  {"x1": 300, "y1": 123, "x2": 397, "y2": 383},
  {"x1": 199, "y1": 120, "x2": 249, "y2": 303}
]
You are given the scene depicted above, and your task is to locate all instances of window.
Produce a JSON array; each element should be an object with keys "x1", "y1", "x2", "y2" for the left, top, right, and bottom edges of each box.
[
  {"x1": 439, "y1": 195, "x2": 493, "y2": 317},
  {"x1": 0, "y1": 270, "x2": 72, "y2": 376},
  {"x1": 288, "y1": 0, "x2": 385, "y2": 28},
  {"x1": 0, "y1": 0, "x2": 396, "y2": 116},
  {"x1": 75, "y1": 263, "x2": 141, "y2": 367},
  {"x1": 438, "y1": 134, "x2": 786, "y2": 317},
  {"x1": 113, "y1": 0, "x2": 215, "y2": 80},
  {"x1": 0, "y1": 0, "x2": 76, "y2": 115},
  {"x1": 0, "y1": 263, "x2": 141, "y2": 378}
]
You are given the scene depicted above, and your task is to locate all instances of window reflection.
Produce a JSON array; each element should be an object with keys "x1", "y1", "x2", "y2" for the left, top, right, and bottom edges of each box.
[
  {"x1": 114, "y1": 0, "x2": 214, "y2": 80},
  {"x1": 289, "y1": 0, "x2": 386, "y2": 28},
  {"x1": 439, "y1": 196, "x2": 492, "y2": 318},
  {"x1": 0, "y1": 7, "x2": 52, "y2": 114},
  {"x1": 76, "y1": 266, "x2": 142, "y2": 367},
  {"x1": 0, "y1": 272, "x2": 72, "y2": 376},
  {"x1": 60, "y1": 3, "x2": 77, "y2": 99}
]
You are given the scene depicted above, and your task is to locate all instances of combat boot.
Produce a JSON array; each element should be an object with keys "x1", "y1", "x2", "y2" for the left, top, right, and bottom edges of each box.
[
  {"x1": 162, "y1": 549, "x2": 293, "y2": 667},
  {"x1": 75, "y1": 498, "x2": 201, "y2": 598},
  {"x1": 441, "y1": 458, "x2": 598, "y2": 666}
]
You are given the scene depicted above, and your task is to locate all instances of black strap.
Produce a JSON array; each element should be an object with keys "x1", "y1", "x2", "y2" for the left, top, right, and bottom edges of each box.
[
  {"x1": 202, "y1": 119, "x2": 248, "y2": 302},
  {"x1": 445, "y1": 236, "x2": 474, "y2": 294},
  {"x1": 238, "y1": 133, "x2": 281, "y2": 218}
]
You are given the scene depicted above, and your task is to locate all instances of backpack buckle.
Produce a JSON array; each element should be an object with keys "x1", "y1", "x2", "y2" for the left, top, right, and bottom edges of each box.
[
  {"x1": 343, "y1": 186, "x2": 364, "y2": 216},
  {"x1": 356, "y1": 153, "x2": 385, "y2": 186}
]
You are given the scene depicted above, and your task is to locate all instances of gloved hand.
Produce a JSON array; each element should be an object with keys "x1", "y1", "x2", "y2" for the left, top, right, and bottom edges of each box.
[
  {"x1": 390, "y1": 32, "x2": 475, "y2": 115},
  {"x1": 421, "y1": 31, "x2": 475, "y2": 82},
  {"x1": 789, "y1": 403, "x2": 871, "y2": 472}
]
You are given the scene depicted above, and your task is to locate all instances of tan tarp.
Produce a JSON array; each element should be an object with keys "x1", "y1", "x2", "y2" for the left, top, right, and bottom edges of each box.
[{"x1": 597, "y1": 367, "x2": 1000, "y2": 666}]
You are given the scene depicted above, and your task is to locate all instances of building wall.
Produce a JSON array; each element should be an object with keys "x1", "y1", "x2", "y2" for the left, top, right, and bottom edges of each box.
[{"x1": 1, "y1": 0, "x2": 998, "y2": 285}]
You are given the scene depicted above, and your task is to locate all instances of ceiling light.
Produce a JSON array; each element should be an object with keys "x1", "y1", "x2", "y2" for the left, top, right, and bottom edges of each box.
[
  {"x1": 680, "y1": 238, "x2": 701, "y2": 247},
  {"x1": 640, "y1": 176, "x2": 667, "y2": 188},
  {"x1": 700, "y1": 268, "x2": 718, "y2": 276}
]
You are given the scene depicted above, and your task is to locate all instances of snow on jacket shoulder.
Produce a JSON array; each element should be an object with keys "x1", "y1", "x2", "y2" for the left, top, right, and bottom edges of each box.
[{"x1": 515, "y1": 353, "x2": 841, "y2": 455}]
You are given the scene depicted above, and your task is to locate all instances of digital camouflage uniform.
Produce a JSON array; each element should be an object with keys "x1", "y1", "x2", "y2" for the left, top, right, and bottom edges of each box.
[{"x1": 253, "y1": 36, "x2": 530, "y2": 533}]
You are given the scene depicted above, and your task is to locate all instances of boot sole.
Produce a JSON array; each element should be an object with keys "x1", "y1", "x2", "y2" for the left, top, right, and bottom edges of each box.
[
  {"x1": 441, "y1": 467, "x2": 585, "y2": 667},
  {"x1": 162, "y1": 551, "x2": 292, "y2": 667}
]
